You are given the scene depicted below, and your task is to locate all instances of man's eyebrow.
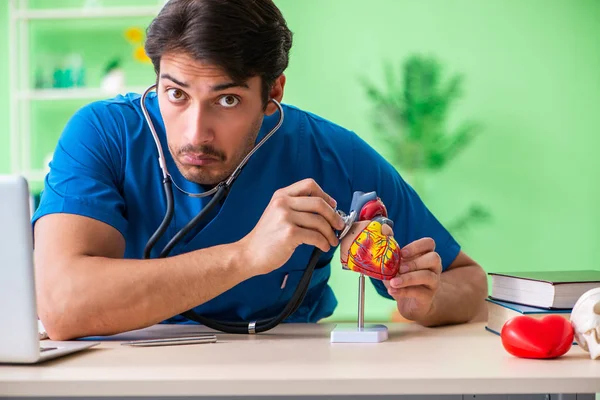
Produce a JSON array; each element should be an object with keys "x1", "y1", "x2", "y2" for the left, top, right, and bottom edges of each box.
[
  {"x1": 210, "y1": 82, "x2": 250, "y2": 92},
  {"x1": 159, "y1": 73, "x2": 189, "y2": 88},
  {"x1": 159, "y1": 74, "x2": 249, "y2": 92}
]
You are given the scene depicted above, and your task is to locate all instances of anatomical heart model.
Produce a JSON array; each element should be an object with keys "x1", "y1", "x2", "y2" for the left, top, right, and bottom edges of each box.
[
  {"x1": 330, "y1": 191, "x2": 401, "y2": 343},
  {"x1": 339, "y1": 192, "x2": 401, "y2": 281}
]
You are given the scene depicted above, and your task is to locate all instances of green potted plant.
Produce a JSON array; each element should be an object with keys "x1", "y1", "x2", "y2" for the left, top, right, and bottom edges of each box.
[{"x1": 362, "y1": 55, "x2": 491, "y2": 239}]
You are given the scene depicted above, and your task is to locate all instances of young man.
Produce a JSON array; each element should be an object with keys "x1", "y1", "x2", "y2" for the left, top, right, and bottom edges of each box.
[{"x1": 32, "y1": 0, "x2": 487, "y2": 340}]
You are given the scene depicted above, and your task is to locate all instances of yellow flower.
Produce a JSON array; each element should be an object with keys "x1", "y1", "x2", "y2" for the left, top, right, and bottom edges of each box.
[
  {"x1": 124, "y1": 27, "x2": 143, "y2": 44},
  {"x1": 134, "y1": 46, "x2": 151, "y2": 63}
]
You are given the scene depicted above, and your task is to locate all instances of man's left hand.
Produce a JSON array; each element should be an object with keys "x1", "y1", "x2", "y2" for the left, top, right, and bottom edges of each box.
[{"x1": 383, "y1": 237, "x2": 442, "y2": 322}]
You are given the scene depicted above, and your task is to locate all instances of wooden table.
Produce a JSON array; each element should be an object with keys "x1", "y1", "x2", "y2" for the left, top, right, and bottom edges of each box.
[{"x1": 1, "y1": 322, "x2": 599, "y2": 399}]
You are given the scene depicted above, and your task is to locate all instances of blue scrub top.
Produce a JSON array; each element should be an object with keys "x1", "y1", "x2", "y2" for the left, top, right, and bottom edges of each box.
[{"x1": 32, "y1": 92, "x2": 461, "y2": 324}]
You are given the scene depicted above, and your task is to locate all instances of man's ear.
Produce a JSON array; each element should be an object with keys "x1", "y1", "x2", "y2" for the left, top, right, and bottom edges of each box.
[{"x1": 264, "y1": 74, "x2": 286, "y2": 116}]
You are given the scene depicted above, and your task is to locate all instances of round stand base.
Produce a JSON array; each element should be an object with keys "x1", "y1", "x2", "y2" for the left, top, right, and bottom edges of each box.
[{"x1": 330, "y1": 323, "x2": 388, "y2": 343}]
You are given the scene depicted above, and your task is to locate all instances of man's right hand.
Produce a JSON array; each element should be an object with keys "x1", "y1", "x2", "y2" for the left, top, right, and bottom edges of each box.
[{"x1": 239, "y1": 178, "x2": 346, "y2": 275}]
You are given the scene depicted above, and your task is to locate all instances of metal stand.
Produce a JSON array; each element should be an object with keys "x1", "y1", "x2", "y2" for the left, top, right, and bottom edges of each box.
[
  {"x1": 358, "y1": 273, "x2": 365, "y2": 329},
  {"x1": 330, "y1": 274, "x2": 389, "y2": 343}
]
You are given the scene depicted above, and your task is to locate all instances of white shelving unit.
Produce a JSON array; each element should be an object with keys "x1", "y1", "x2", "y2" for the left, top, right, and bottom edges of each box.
[
  {"x1": 14, "y1": 5, "x2": 163, "y2": 20},
  {"x1": 17, "y1": 87, "x2": 150, "y2": 101},
  {"x1": 7, "y1": 0, "x2": 164, "y2": 183}
]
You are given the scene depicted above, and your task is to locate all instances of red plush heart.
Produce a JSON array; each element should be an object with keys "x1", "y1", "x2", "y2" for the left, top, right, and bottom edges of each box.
[{"x1": 500, "y1": 315, "x2": 574, "y2": 359}]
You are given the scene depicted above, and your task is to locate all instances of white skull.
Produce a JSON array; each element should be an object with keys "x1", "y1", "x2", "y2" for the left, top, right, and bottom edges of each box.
[{"x1": 570, "y1": 287, "x2": 600, "y2": 360}]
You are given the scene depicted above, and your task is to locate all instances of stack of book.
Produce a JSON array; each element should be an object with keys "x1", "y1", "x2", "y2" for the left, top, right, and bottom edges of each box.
[{"x1": 485, "y1": 270, "x2": 600, "y2": 335}]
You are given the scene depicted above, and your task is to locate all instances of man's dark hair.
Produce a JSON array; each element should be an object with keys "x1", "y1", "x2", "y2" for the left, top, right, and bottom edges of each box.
[{"x1": 145, "y1": 0, "x2": 293, "y2": 106}]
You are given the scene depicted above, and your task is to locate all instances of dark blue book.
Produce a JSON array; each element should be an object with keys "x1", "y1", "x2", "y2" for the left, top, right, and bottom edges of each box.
[{"x1": 485, "y1": 297, "x2": 571, "y2": 336}]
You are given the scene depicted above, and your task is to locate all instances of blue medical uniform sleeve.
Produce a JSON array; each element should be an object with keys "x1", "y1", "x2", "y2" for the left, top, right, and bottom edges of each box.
[
  {"x1": 349, "y1": 133, "x2": 461, "y2": 300},
  {"x1": 31, "y1": 102, "x2": 128, "y2": 238}
]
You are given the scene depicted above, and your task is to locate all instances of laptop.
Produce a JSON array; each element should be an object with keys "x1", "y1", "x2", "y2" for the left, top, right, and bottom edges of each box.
[{"x1": 0, "y1": 175, "x2": 98, "y2": 363}]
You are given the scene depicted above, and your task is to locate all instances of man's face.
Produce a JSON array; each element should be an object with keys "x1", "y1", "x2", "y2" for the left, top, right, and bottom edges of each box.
[{"x1": 157, "y1": 52, "x2": 266, "y2": 186}]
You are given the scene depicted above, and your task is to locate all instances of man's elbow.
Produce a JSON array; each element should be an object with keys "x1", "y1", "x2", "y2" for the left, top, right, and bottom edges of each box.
[
  {"x1": 37, "y1": 283, "x2": 85, "y2": 341},
  {"x1": 470, "y1": 263, "x2": 489, "y2": 322},
  {"x1": 43, "y1": 320, "x2": 79, "y2": 341},
  {"x1": 473, "y1": 263, "x2": 488, "y2": 297}
]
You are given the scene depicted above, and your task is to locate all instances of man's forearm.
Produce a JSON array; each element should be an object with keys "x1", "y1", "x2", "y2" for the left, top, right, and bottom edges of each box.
[
  {"x1": 414, "y1": 264, "x2": 488, "y2": 327},
  {"x1": 38, "y1": 242, "x2": 252, "y2": 340}
]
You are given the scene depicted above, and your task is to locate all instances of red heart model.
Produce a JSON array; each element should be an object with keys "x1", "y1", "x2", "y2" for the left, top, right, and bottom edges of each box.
[{"x1": 500, "y1": 314, "x2": 574, "y2": 359}]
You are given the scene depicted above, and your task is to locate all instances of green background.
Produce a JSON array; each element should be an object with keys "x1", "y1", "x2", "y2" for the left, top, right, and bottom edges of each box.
[{"x1": 1, "y1": 0, "x2": 599, "y2": 323}]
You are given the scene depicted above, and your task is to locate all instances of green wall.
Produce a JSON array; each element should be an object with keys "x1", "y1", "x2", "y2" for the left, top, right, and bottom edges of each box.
[
  {"x1": 1, "y1": 0, "x2": 599, "y2": 322},
  {"x1": 275, "y1": 0, "x2": 600, "y2": 321},
  {"x1": 0, "y1": 3, "x2": 9, "y2": 174}
]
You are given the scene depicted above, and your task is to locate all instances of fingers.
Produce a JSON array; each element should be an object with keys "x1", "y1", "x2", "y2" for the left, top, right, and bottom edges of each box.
[
  {"x1": 401, "y1": 237, "x2": 435, "y2": 260},
  {"x1": 387, "y1": 285, "x2": 434, "y2": 304},
  {"x1": 278, "y1": 178, "x2": 337, "y2": 208},
  {"x1": 399, "y1": 251, "x2": 442, "y2": 275},
  {"x1": 291, "y1": 225, "x2": 332, "y2": 253},
  {"x1": 290, "y1": 211, "x2": 340, "y2": 247},
  {"x1": 270, "y1": 179, "x2": 344, "y2": 253},
  {"x1": 389, "y1": 269, "x2": 440, "y2": 291},
  {"x1": 388, "y1": 251, "x2": 442, "y2": 291},
  {"x1": 288, "y1": 196, "x2": 345, "y2": 231},
  {"x1": 381, "y1": 224, "x2": 394, "y2": 237}
]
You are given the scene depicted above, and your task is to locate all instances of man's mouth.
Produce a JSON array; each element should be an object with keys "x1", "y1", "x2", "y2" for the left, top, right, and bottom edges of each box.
[{"x1": 181, "y1": 153, "x2": 221, "y2": 166}]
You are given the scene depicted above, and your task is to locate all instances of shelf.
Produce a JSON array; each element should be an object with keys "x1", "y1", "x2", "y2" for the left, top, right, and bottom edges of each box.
[
  {"x1": 18, "y1": 87, "x2": 149, "y2": 101},
  {"x1": 13, "y1": 6, "x2": 161, "y2": 20},
  {"x1": 8, "y1": 2, "x2": 163, "y2": 182}
]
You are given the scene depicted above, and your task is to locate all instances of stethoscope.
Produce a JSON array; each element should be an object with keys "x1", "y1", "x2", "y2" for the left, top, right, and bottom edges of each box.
[{"x1": 139, "y1": 84, "x2": 353, "y2": 334}]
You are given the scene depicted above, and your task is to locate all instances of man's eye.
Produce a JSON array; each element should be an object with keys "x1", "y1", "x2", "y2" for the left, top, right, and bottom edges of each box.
[
  {"x1": 167, "y1": 88, "x2": 186, "y2": 102},
  {"x1": 218, "y1": 95, "x2": 240, "y2": 108}
]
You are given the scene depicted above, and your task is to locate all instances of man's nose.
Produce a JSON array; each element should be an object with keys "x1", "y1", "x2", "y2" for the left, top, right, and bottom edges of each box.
[{"x1": 184, "y1": 105, "x2": 215, "y2": 145}]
